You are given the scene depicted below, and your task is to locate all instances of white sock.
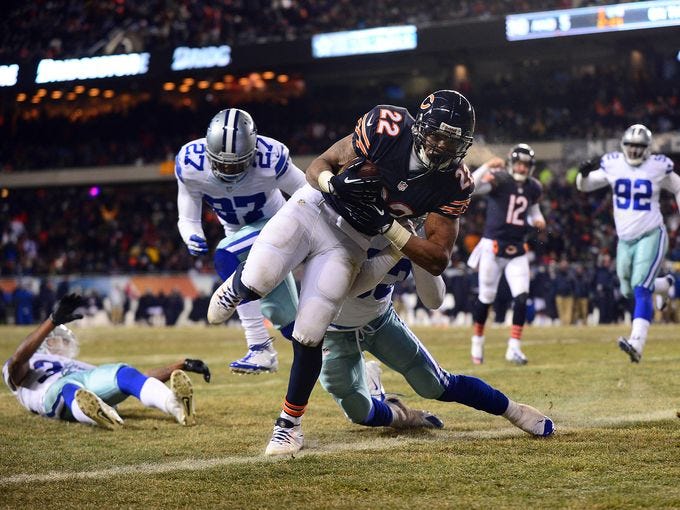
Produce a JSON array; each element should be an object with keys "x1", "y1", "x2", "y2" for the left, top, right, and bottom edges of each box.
[
  {"x1": 654, "y1": 276, "x2": 672, "y2": 295},
  {"x1": 279, "y1": 411, "x2": 301, "y2": 426},
  {"x1": 69, "y1": 397, "x2": 97, "y2": 426},
  {"x1": 630, "y1": 318, "x2": 650, "y2": 352},
  {"x1": 236, "y1": 300, "x2": 270, "y2": 347},
  {"x1": 508, "y1": 338, "x2": 521, "y2": 350},
  {"x1": 139, "y1": 377, "x2": 173, "y2": 412}
]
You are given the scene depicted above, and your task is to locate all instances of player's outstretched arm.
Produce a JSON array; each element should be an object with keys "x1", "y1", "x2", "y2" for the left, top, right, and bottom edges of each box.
[
  {"x1": 411, "y1": 263, "x2": 446, "y2": 309},
  {"x1": 5, "y1": 293, "x2": 84, "y2": 387},
  {"x1": 146, "y1": 359, "x2": 211, "y2": 383}
]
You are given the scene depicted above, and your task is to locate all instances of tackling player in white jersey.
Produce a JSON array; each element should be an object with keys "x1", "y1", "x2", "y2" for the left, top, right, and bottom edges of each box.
[
  {"x1": 577, "y1": 124, "x2": 680, "y2": 362},
  {"x1": 266, "y1": 231, "x2": 555, "y2": 455},
  {"x1": 3, "y1": 294, "x2": 211, "y2": 429},
  {"x1": 176, "y1": 108, "x2": 306, "y2": 373}
]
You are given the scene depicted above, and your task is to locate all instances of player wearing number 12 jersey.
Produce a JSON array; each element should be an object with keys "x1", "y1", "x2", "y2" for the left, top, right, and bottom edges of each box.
[
  {"x1": 175, "y1": 109, "x2": 306, "y2": 373},
  {"x1": 206, "y1": 90, "x2": 477, "y2": 455},
  {"x1": 467, "y1": 144, "x2": 546, "y2": 365},
  {"x1": 577, "y1": 124, "x2": 680, "y2": 362}
]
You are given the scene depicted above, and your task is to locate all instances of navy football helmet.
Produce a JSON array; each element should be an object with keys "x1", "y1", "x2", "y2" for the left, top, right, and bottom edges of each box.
[
  {"x1": 205, "y1": 108, "x2": 257, "y2": 185},
  {"x1": 507, "y1": 143, "x2": 535, "y2": 182},
  {"x1": 621, "y1": 124, "x2": 652, "y2": 166},
  {"x1": 412, "y1": 90, "x2": 475, "y2": 172}
]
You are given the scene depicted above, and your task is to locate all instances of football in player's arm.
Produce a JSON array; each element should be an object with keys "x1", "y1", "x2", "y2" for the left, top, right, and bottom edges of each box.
[
  {"x1": 3, "y1": 294, "x2": 210, "y2": 429},
  {"x1": 175, "y1": 108, "x2": 306, "y2": 374},
  {"x1": 576, "y1": 124, "x2": 680, "y2": 362}
]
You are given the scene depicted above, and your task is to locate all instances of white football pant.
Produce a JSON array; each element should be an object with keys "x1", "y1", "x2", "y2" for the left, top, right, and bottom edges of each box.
[{"x1": 470, "y1": 238, "x2": 530, "y2": 304}]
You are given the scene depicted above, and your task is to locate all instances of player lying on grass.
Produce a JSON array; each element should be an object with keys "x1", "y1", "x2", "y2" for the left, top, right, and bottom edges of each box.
[
  {"x1": 3, "y1": 294, "x2": 211, "y2": 430},
  {"x1": 265, "y1": 228, "x2": 555, "y2": 456}
]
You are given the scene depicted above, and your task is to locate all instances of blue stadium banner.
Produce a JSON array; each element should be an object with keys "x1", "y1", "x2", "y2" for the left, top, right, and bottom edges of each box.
[
  {"x1": 506, "y1": 0, "x2": 680, "y2": 41},
  {"x1": 312, "y1": 25, "x2": 417, "y2": 59},
  {"x1": 171, "y1": 45, "x2": 232, "y2": 71}
]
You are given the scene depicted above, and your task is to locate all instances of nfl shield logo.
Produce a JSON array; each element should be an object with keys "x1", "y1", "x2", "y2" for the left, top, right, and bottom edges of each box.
[{"x1": 397, "y1": 181, "x2": 408, "y2": 191}]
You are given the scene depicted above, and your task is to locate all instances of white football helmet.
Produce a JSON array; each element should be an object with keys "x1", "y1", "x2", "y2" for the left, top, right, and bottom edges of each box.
[
  {"x1": 621, "y1": 124, "x2": 652, "y2": 166},
  {"x1": 37, "y1": 325, "x2": 80, "y2": 358},
  {"x1": 205, "y1": 108, "x2": 257, "y2": 185},
  {"x1": 507, "y1": 143, "x2": 535, "y2": 182}
]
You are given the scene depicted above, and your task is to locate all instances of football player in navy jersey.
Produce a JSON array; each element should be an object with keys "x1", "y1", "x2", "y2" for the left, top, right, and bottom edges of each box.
[
  {"x1": 207, "y1": 90, "x2": 476, "y2": 455},
  {"x1": 467, "y1": 144, "x2": 546, "y2": 365}
]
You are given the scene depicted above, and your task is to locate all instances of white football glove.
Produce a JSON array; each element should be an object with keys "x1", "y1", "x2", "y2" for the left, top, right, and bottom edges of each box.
[{"x1": 187, "y1": 235, "x2": 209, "y2": 256}]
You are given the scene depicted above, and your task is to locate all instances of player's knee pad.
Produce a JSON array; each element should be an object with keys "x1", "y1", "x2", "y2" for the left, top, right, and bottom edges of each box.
[
  {"x1": 320, "y1": 359, "x2": 371, "y2": 423},
  {"x1": 403, "y1": 365, "x2": 445, "y2": 400},
  {"x1": 478, "y1": 287, "x2": 497, "y2": 305},
  {"x1": 213, "y1": 249, "x2": 240, "y2": 281},
  {"x1": 512, "y1": 292, "x2": 529, "y2": 325},
  {"x1": 233, "y1": 262, "x2": 262, "y2": 302},
  {"x1": 293, "y1": 296, "x2": 342, "y2": 347}
]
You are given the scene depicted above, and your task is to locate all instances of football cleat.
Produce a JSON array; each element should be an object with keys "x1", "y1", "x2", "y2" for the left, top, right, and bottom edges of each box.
[
  {"x1": 74, "y1": 389, "x2": 124, "y2": 430},
  {"x1": 230, "y1": 338, "x2": 278, "y2": 374},
  {"x1": 471, "y1": 335, "x2": 485, "y2": 365},
  {"x1": 264, "y1": 417, "x2": 304, "y2": 456},
  {"x1": 505, "y1": 345, "x2": 528, "y2": 365},
  {"x1": 617, "y1": 336, "x2": 641, "y2": 363},
  {"x1": 364, "y1": 360, "x2": 385, "y2": 401},
  {"x1": 168, "y1": 369, "x2": 196, "y2": 426},
  {"x1": 503, "y1": 401, "x2": 554, "y2": 437},
  {"x1": 207, "y1": 273, "x2": 242, "y2": 324},
  {"x1": 386, "y1": 397, "x2": 443, "y2": 429}
]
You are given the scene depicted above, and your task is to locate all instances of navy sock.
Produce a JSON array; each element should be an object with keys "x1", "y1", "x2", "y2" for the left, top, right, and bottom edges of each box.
[
  {"x1": 438, "y1": 373, "x2": 509, "y2": 415},
  {"x1": 285, "y1": 340, "x2": 322, "y2": 406},
  {"x1": 361, "y1": 398, "x2": 393, "y2": 427},
  {"x1": 279, "y1": 321, "x2": 295, "y2": 341},
  {"x1": 115, "y1": 365, "x2": 148, "y2": 398}
]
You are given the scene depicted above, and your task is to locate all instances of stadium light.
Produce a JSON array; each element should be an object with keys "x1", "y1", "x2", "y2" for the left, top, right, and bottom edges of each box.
[
  {"x1": 0, "y1": 64, "x2": 19, "y2": 87},
  {"x1": 312, "y1": 25, "x2": 417, "y2": 58}
]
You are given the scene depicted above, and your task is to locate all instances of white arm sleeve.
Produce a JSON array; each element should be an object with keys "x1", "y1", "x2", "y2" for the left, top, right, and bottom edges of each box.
[
  {"x1": 576, "y1": 169, "x2": 609, "y2": 192},
  {"x1": 526, "y1": 203, "x2": 545, "y2": 226},
  {"x1": 471, "y1": 164, "x2": 492, "y2": 195},
  {"x1": 349, "y1": 246, "x2": 402, "y2": 297},
  {"x1": 412, "y1": 263, "x2": 446, "y2": 309},
  {"x1": 176, "y1": 178, "x2": 205, "y2": 244},
  {"x1": 660, "y1": 172, "x2": 680, "y2": 207},
  {"x1": 276, "y1": 162, "x2": 307, "y2": 197}
]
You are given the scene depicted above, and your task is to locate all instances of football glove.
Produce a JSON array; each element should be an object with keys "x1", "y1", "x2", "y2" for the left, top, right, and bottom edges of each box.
[
  {"x1": 342, "y1": 198, "x2": 392, "y2": 236},
  {"x1": 183, "y1": 358, "x2": 211, "y2": 382},
  {"x1": 50, "y1": 293, "x2": 85, "y2": 325},
  {"x1": 490, "y1": 169, "x2": 513, "y2": 188},
  {"x1": 578, "y1": 156, "x2": 602, "y2": 178},
  {"x1": 187, "y1": 235, "x2": 209, "y2": 256},
  {"x1": 329, "y1": 163, "x2": 382, "y2": 203}
]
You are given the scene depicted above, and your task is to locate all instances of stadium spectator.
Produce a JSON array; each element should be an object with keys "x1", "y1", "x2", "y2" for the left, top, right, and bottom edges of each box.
[{"x1": 553, "y1": 259, "x2": 575, "y2": 325}]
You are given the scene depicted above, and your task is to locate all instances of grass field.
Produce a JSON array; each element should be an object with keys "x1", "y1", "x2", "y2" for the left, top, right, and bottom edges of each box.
[{"x1": 1, "y1": 323, "x2": 679, "y2": 509}]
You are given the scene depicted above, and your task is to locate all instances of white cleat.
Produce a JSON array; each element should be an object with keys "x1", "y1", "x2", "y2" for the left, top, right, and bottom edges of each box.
[
  {"x1": 364, "y1": 360, "x2": 385, "y2": 401},
  {"x1": 230, "y1": 338, "x2": 278, "y2": 374},
  {"x1": 75, "y1": 389, "x2": 124, "y2": 430},
  {"x1": 207, "y1": 274, "x2": 242, "y2": 324},
  {"x1": 168, "y1": 370, "x2": 196, "y2": 426},
  {"x1": 264, "y1": 418, "x2": 304, "y2": 456},
  {"x1": 505, "y1": 345, "x2": 528, "y2": 365},
  {"x1": 386, "y1": 397, "x2": 443, "y2": 429},
  {"x1": 471, "y1": 335, "x2": 485, "y2": 365},
  {"x1": 503, "y1": 401, "x2": 554, "y2": 437}
]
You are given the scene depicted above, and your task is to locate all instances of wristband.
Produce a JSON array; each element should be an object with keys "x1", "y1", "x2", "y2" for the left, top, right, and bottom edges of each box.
[
  {"x1": 318, "y1": 170, "x2": 334, "y2": 193},
  {"x1": 383, "y1": 221, "x2": 412, "y2": 250}
]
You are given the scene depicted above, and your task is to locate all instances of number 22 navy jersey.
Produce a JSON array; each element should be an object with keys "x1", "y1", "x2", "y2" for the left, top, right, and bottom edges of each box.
[{"x1": 350, "y1": 104, "x2": 474, "y2": 219}]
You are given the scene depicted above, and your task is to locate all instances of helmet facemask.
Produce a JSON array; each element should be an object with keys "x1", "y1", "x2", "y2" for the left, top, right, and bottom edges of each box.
[
  {"x1": 621, "y1": 124, "x2": 652, "y2": 166},
  {"x1": 205, "y1": 108, "x2": 258, "y2": 185},
  {"x1": 37, "y1": 325, "x2": 80, "y2": 358},
  {"x1": 507, "y1": 144, "x2": 536, "y2": 182},
  {"x1": 412, "y1": 121, "x2": 472, "y2": 172}
]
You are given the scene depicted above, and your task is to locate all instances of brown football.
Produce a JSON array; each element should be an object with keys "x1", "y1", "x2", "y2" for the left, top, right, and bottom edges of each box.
[{"x1": 339, "y1": 157, "x2": 380, "y2": 177}]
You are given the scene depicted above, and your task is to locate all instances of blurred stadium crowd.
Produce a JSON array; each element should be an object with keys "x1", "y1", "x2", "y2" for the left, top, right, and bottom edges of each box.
[{"x1": 1, "y1": 0, "x2": 678, "y2": 325}]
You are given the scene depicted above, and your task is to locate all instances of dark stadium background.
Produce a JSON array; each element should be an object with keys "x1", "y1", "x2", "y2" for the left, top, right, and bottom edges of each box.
[{"x1": 0, "y1": 0, "x2": 678, "y2": 326}]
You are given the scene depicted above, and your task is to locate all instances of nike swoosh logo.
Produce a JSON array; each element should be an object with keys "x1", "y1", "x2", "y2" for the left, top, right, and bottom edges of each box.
[
  {"x1": 368, "y1": 204, "x2": 384, "y2": 215},
  {"x1": 344, "y1": 176, "x2": 364, "y2": 184},
  {"x1": 365, "y1": 114, "x2": 374, "y2": 126}
]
